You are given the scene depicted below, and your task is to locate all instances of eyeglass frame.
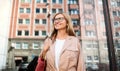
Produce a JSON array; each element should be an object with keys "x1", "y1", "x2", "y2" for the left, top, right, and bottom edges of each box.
[{"x1": 52, "y1": 17, "x2": 65, "y2": 23}]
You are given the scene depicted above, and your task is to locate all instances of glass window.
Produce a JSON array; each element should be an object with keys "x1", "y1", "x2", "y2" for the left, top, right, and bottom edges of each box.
[
  {"x1": 75, "y1": 30, "x2": 80, "y2": 36},
  {"x1": 86, "y1": 31, "x2": 96, "y2": 37},
  {"x1": 15, "y1": 42, "x2": 21, "y2": 49},
  {"x1": 43, "y1": 0, "x2": 47, "y2": 3},
  {"x1": 25, "y1": 30, "x2": 29, "y2": 36},
  {"x1": 27, "y1": 0, "x2": 31, "y2": 3},
  {"x1": 26, "y1": 8, "x2": 30, "y2": 13},
  {"x1": 18, "y1": 19, "x2": 23, "y2": 24},
  {"x1": 42, "y1": 31, "x2": 46, "y2": 36},
  {"x1": 59, "y1": 0, "x2": 62, "y2": 4},
  {"x1": 52, "y1": 9, "x2": 56, "y2": 13},
  {"x1": 111, "y1": 1, "x2": 117, "y2": 7},
  {"x1": 20, "y1": 8, "x2": 24, "y2": 13},
  {"x1": 72, "y1": 19, "x2": 79, "y2": 26},
  {"x1": 17, "y1": 30, "x2": 22, "y2": 36},
  {"x1": 69, "y1": 9, "x2": 78, "y2": 14},
  {"x1": 36, "y1": 0, "x2": 40, "y2": 3},
  {"x1": 118, "y1": 11, "x2": 120, "y2": 16},
  {"x1": 42, "y1": 19, "x2": 46, "y2": 24},
  {"x1": 98, "y1": 0, "x2": 103, "y2": 5},
  {"x1": 22, "y1": 43, "x2": 29, "y2": 49},
  {"x1": 58, "y1": 9, "x2": 63, "y2": 13},
  {"x1": 33, "y1": 43, "x2": 39, "y2": 49},
  {"x1": 43, "y1": 8, "x2": 47, "y2": 13},
  {"x1": 36, "y1": 8, "x2": 40, "y2": 13},
  {"x1": 25, "y1": 19, "x2": 30, "y2": 24},
  {"x1": 21, "y1": 0, "x2": 25, "y2": 3},
  {"x1": 35, "y1": 19, "x2": 39, "y2": 24},
  {"x1": 94, "y1": 56, "x2": 99, "y2": 60},
  {"x1": 68, "y1": 0, "x2": 77, "y2": 4},
  {"x1": 84, "y1": 19, "x2": 93, "y2": 25},
  {"x1": 35, "y1": 31, "x2": 39, "y2": 36},
  {"x1": 113, "y1": 11, "x2": 117, "y2": 16},
  {"x1": 52, "y1": 0, "x2": 56, "y2": 3},
  {"x1": 87, "y1": 56, "x2": 92, "y2": 60},
  {"x1": 117, "y1": 2, "x2": 120, "y2": 7},
  {"x1": 84, "y1": 0, "x2": 94, "y2": 4}
]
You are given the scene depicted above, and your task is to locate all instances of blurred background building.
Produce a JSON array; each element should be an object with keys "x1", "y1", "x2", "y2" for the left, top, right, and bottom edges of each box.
[{"x1": 6, "y1": 0, "x2": 120, "y2": 71}]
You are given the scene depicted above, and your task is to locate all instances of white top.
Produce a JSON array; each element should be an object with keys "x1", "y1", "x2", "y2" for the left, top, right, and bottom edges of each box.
[{"x1": 55, "y1": 39, "x2": 65, "y2": 70}]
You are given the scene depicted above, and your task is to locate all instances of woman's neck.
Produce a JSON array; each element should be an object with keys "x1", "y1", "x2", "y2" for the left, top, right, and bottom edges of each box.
[{"x1": 56, "y1": 30, "x2": 68, "y2": 39}]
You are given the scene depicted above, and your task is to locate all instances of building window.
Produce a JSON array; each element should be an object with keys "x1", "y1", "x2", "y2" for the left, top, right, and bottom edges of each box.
[
  {"x1": 18, "y1": 19, "x2": 23, "y2": 24},
  {"x1": 86, "y1": 43, "x2": 92, "y2": 48},
  {"x1": 21, "y1": 0, "x2": 31, "y2": 3},
  {"x1": 84, "y1": 19, "x2": 93, "y2": 25},
  {"x1": 35, "y1": 31, "x2": 39, "y2": 36},
  {"x1": 22, "y1": 43, "x2": 29, "y2": 49},
  {"x1": 113, "y1": 11, "x2": 117, "y2": 16},
  {"x1": 86, "y1": 31, "x2": 96, "y2": 37},
  {"x1": 19, "y1": 8, "x2": 24, "y2": 13},
  {"x1": 58, "y1": 9, "x2": 63, "y2": 13},
  {"x1": 72, "y1": 19, "x2": 79, "y2": 26},
  {"x1": 104, "y1": 43, "x2": 108, "y2": 48},
  {"x1": 52, "y1": 9, "x2": 56, "y2": 13},
  {"x1": 43, "y1": 0, "x2": 47, "y2": 3},
  {"x1": 15, "y1": 42, "x2": 21, "y2": 49},
  {"x1": 25, "y1": 30, "x2": 29, "y2": 36},
  {"x1": 69, "y1": 9, "x2": 78, "y2": 14},
  {"x1": 117, "y1": 2, "x2": 120, "y2": 7},
  {"x1": 52, "y1": 0, "x2": 56, "y2": 3},
  {"x1": 94, "y1": 56, "x2": 99, "y2": 60},
  {"x1": 35, "y1": 19, "x2": 39, "y2": 24},
  {"x1": 36, "y1": 0, "x2": 40, "y2": 3},
  {"x1": 111, "y1": 1, "x2": 117, "y2": 7},
  {"x1": 115, "y1": 32, "x2": 119, "y2": 37},
  {"x1": 33, "y1": 43, "x2": 39, "y2": 49},
  {"x1": 42, "y1": 19, "x2": 46, "y2": 24},
  {"x1": 26, "y1": 8, "x2": 30, "y2": 13},
  {"x1": 68, "y1": 0, "x2": 77, "y2": 4},
  {"x1": 21, "y1": 0, "x2": 25, "y2": 3},
  {"x1": 59, "y1": 0, "x2": 62, "y2": 4},
  {"x1": 25, "y1": 19, "x2": 30, "y2": 24},
  {"x1": 17, "y1": 30, "x2": 22, "y2": 36},
  {"x1": 84, "y1": 0, "x2": 94, "y2": 4},
  {"x1": 42, "y1": 31, "x2": 46, "y2": 36},
  {"x1": 43, "y1": 8, "x2": 47, "y2": 13},
  {"x1": 75, "y1": 30, "x2": 80, "y2": 36},
  {"x1": 98, "y1": 0, "x2": 102, "y2": 5},
  {"x1": 114, "y1": 21, "x2": 119, "y2": 27},
  {"x1": 87, "y1": 56, "x2": 92, "y2": 61},
  {"x1": 118, "y1": 11, "x2": 120, "y2": 16},
  {"x1": 36, "y1": 8, "x2": 40, "y2": 13},
  {"x1": 27, "y1": 0, "x2": 31, "y2": 3}
]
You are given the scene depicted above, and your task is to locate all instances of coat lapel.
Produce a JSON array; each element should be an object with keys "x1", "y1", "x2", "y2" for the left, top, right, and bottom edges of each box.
[{"x1": 60, "y1": 36, "x2": 72, "y2": 56}]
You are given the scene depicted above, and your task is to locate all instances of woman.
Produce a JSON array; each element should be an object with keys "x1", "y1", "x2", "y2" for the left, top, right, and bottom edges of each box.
[{"x1": 40, "y1": 13, "x2": 85, "y2": 71}]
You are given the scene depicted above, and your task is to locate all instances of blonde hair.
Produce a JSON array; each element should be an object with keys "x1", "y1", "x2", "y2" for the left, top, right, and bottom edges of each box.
[{"x1": 50, "y1": 13, "x2": 76, "y2": 41}]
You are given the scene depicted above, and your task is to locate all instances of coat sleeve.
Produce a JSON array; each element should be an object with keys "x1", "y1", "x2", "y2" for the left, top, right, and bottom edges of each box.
[{"x1": 77, "y1": 39, "x2": 86, "y2": 71}]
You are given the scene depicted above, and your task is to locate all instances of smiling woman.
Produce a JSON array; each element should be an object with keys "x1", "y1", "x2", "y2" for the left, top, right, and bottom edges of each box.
[{"x1": 37, "y1": 13, "x2": 86, "y2": 71}]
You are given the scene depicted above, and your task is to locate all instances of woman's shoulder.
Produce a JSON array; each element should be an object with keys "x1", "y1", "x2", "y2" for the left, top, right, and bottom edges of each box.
[{"x1": 68, "y1": 36, "x2": 78, "y2": 40}]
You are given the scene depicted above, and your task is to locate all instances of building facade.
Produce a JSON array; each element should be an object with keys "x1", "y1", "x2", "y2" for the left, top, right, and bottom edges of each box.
[{"x1": 7, "y1": 0, "x2": 120, "y2": 70}]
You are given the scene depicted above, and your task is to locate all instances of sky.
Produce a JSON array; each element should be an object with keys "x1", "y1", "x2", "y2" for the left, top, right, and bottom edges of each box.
[{"x1": 0, "y1": 0, "x2": 11, "y2": 69}]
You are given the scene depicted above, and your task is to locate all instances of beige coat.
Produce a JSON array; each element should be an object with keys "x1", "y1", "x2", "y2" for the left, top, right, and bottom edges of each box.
[{"x1": 44, "y1": 36, "x2": 85, "y2": 71}]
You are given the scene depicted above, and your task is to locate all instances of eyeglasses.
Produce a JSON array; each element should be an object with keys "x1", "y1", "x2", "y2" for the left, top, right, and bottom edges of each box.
[{"x1": 53, "y1": 17, "x2": 65, "y2": 22}]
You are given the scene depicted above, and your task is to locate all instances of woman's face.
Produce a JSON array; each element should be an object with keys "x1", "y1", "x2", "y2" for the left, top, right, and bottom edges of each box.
[{"x1": 53, "y1": 14, "x2": 67, "y2": 30}]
